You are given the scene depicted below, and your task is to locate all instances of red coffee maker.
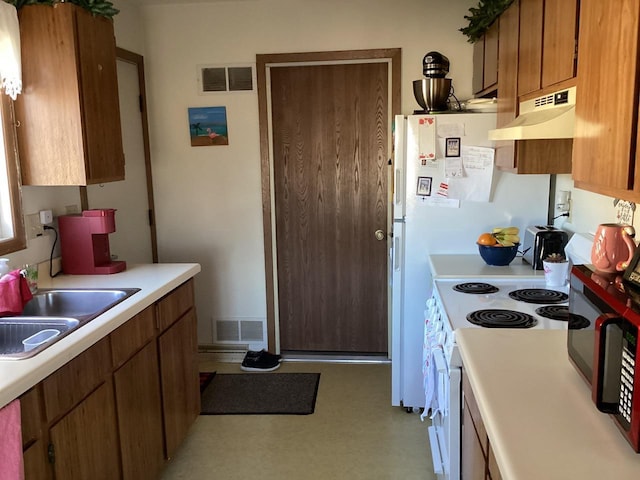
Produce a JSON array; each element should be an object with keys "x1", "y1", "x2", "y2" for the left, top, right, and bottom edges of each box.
[{"x1": 58, "y1": 209, "x2": 126, "y2": 275}]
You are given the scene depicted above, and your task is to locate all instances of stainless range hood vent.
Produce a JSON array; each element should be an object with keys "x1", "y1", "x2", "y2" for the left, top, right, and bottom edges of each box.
[{"x1": 488, "y1": 86, "x2": 576, "y2": 141}]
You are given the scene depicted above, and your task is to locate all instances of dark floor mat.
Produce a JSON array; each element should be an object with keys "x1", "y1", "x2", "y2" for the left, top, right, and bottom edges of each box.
[{"x1": 200, "y1": 372, "x2": 320, "y2": 415}]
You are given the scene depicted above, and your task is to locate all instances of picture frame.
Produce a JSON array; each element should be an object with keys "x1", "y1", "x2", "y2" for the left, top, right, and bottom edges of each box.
[
  {"x1": 445, "y1": 137, "x2": 461, "y2": 157},
  {"x1": 416, "y1": 176, "x2": 432, "y2": 197},
  {"x1": 188, "y1": 106, "x2": 229, "y2": 146}
]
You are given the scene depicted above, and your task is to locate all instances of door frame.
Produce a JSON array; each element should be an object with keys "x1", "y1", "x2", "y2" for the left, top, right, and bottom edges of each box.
[
  {"x1": 256, "y1": 48, "x2": 401, "y2": 351},
  {"x1": 80, "y1": 47, "x2": 159, "y2": 263}
]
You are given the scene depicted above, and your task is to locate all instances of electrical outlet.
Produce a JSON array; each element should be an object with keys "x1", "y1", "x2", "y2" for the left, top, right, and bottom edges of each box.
[
  {"x1": 25, "y1": 213, "x2": 44, "y2": 239},
  {"x1": 65, "y1": 204, "x2": 80, "y2": 214},
  {"x1": 39, "y1": 209, "x2": 53, "y2": 225}
]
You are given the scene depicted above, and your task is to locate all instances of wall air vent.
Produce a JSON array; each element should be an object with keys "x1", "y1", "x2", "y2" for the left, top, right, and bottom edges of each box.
[{"x1": 198, "y1": 64, "x2": 255, "y2": 94}]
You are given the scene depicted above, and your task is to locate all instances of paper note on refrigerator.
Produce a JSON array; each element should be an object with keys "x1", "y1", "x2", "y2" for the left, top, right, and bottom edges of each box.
[
  {"x1": 446, "y1": 146, "x2": 495, "y2": 202},
  {"x1": 417, "y1": 117, "x2": 436, "y2": 165}
]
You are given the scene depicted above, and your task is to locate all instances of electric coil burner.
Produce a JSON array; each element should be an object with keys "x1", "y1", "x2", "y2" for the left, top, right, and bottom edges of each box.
[
  {"x1": 466, "y1": 309, "x2": 538, "y2": 328},
  {"x1": 535, "y1": 305, "x2": 569, "y2": 320},
  {"x1": 453, "y1": 282, "x2": 499, "y2": 294},
  {"x1": 508, "y1": 288, "x2": 568, "y2": 304}
]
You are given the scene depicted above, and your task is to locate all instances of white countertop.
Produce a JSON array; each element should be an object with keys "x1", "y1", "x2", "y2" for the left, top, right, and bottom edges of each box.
[
  {"x1": 0, "y1": 263, "x2": 200, "y2": 409},
  {"x1": 429, "y1": 254, "x2": 546, "y2": 279},
  {"x1": 457, "y1": 329, "x2": 640, "y2": 480}
]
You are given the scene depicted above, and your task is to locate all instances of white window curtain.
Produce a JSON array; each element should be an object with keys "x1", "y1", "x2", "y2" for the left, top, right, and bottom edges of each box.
[{"x1": 0, "y1": 2, "x2": 21, "y2": 100}]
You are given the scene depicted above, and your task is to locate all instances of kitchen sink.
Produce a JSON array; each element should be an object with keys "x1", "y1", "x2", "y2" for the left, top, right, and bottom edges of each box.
[
  {"x1": 0, "y1": 317, "x2": 80, "y2": 359},
  {"x1": 21, "y1": 288, "x2": 140, "y2": 321},
  {"x1": 0, "y1": 288, "x2": 140, "y2": 360}
]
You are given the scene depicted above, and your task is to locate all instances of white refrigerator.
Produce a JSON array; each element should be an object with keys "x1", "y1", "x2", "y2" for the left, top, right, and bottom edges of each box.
[{"x1": 390, "y1": 113, "x2": 551, "y2": 409}]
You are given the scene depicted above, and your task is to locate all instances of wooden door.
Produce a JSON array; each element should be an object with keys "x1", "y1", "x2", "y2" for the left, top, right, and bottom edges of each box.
[
  {"x1": 269, "y1": 62, "x2": 389, "y2": 353},
  {"x1": 86, "y1": 49, "x2": 158, "y2": 264}
]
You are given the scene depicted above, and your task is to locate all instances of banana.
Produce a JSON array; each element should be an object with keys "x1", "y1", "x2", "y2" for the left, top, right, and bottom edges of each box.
[
  {"x1": 492, "y1": 226, "x2": 519, "y2": 235},
  {"x1": 492, "y1": 226, "x2": 520, "y2": 246}
]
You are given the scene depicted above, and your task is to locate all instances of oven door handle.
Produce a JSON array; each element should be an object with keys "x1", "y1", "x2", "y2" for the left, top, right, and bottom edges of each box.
[{"x1": 433, "y1": 347, "x2": 447, "y2": 374}]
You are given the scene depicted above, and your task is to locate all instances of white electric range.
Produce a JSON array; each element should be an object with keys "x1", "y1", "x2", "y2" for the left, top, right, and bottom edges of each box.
[{"x1": 425, "y1": 275, "x2": 570, "y2": 480}]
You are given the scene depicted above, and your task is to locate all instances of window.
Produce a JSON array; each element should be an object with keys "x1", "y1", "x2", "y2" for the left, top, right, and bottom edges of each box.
[{"x1": 0, "y1": 93, "x2": 25, "y2": 255}]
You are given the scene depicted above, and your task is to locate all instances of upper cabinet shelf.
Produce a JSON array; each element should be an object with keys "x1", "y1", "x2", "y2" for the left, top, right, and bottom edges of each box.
[{"x1": 15, "y1": 4, "x2": 124, "y2": 186}]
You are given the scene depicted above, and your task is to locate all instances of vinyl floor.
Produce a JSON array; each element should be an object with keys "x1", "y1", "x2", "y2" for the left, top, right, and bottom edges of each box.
[{"x1": 160, "y1": 356, "x2": 434, "y2": 480}]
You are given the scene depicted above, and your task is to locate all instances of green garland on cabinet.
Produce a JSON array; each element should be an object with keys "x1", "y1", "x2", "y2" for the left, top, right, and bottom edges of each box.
[
  {"x1": 3, "y1": 0, "x2": 119, "y2": 18},
  {"x1": 460, "y1": 0, "x2": 515, "y2": 43}
]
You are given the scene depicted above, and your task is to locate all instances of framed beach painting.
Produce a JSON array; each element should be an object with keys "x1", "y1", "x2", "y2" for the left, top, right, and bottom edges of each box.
[{"x1": 188, "y1": 106, "x2": 229, "y2": 146}]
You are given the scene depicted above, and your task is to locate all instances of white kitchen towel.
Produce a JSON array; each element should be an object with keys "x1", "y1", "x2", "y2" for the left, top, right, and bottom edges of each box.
[{"x1": 0, "y1": 1, "x2": 21, "y2": 100}]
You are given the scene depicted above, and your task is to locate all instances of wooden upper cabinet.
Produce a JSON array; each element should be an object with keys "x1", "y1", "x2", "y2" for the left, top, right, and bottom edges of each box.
[
  {"x1": 517, "y1": 0, "x2": 544, "y2": 96},
  {"x1": 573, "y1": 0, "x2": 640, "y2": 198},
  {"x1": 542, "y1": 0, "x2": 578, "y2": 88},
  {"x1": 518, "y1": 0, "x2": 578, "y2": 98},
  {"x1": 472, "y1": 22, "x2": 499, "y2": 96},
  {"x1": 15, "y1": 4, "x2": 124, "y2": 186},
  {"x1": 495, "y1": 1, "x2": 519, "y2": 170}
]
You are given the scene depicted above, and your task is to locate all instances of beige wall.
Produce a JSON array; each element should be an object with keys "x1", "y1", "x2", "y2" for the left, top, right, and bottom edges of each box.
[{"x1": 135, "y1": 0, "x2": 478, "y2": 345}]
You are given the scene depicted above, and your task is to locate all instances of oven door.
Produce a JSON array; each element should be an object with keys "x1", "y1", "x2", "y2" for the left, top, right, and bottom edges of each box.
[
  {"x1": 427, "y1": 347, "x2": 455, "y2": 480},
  {"x1": 423, "y1": 294, "x2": 460, "y2": 480}
]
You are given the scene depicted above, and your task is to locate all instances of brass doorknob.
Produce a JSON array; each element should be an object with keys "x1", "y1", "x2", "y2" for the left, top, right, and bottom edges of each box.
[{"x1": 375, "y1": 230, "x2": 386, "y2": 241}]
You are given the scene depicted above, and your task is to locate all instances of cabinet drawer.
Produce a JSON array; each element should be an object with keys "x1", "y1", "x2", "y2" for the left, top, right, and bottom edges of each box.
[
  {"x1": 463, "y1": 370, "x2": 488, "y2": 456},
  {"x1": 111, "y1": 306, "x2": 156, "y2": 368},
  {"x1": 43, "y1": 337, "x2": 111, "y2": 423},
  {"x1": 20, "y1": 385, "x2": 43, "y2": 448},
  {"x1": 156, "y1": 280, "x2": 194, "y2": 332}
]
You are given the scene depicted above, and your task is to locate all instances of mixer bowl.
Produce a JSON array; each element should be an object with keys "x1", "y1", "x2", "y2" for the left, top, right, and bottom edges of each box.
[{"x1": 413, "y1": 78, "x2": 452, "y2": 112}]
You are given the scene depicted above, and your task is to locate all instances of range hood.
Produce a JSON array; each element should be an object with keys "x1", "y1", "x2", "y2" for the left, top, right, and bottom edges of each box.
[{"x1": 488, "y1": 86, "x2": 576, "y2": 141}]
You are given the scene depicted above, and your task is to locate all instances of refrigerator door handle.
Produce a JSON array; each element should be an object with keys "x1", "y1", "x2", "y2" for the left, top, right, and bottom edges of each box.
[
  {"x1": 395, "y1": 167, "x2": 404, "y2": 207},
  {"x1": 394, "y1": 236, "x2": 402, "y2": 272}
]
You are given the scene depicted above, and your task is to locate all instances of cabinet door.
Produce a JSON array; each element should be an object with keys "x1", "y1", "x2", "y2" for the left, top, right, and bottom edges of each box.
[
  {"x1": 495, "y1": 1, "x2": 519, "y2": 170},
  {"x1": 23, "y1": 440, "x2": 51, "y2": 480},
  {"x1": 517, "y1": 0, "x2": 543, "y2": 96},
  {"x1": 573, "y1": 0, "x2": 640, "y2": 192},
  {"x1": 114, "y1": 341, "x2": 164, "y2": 480},
  {"x1": 488, "y1": 444, "x2": 503, "y2": 480},
  {"x1": 462, "y1": 399, "x2": 486, "y2": 480},
  {"x1": 541, "y1": 0, "x2": 578, "y2": 88},
  {"x1": 472, "y1": 23, "x2": 499, "y2": 96},
  {"x1": 157, "y1": 279, "x2": 195, "y2": 332},
  {"x1": 49, "y1": 381, "x2": 121, "y2": 480},
  {"x1": 75, "y1": 6, "x2": 124, "y2": 183},
  {"x1": 158, "y1": 309, "x2": 200, "y2": 459},
  {"x1": 15, "y1": 4, "x2": 123, "y2": 186},
  {"x1": 42, "y1": 337, "x2": 111, "y2": 423},
  {"x1": 483, "y1": 22, "x2": 499, "y2": 91}
]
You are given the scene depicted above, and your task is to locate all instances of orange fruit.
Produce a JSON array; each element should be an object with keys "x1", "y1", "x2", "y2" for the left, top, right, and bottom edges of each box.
[{"x1": 477, "y1": 233, "x2": 498, "y2": 246}]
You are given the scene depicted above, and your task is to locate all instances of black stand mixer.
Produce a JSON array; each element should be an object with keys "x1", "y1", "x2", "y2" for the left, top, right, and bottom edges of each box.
[{"x1": 413, "y1": 51, "x2": 458, "y2": 113}]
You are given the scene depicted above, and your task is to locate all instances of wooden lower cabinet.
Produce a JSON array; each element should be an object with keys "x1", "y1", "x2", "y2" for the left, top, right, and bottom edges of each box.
[
  {"x1": 114, "y1": 341, "x2": 164, "y2": 480},
  {"x1": 462, "y1": 368, "x2": 502, "y2": 480},
  {"x1": 158, "y1": 309, "x2": 200, "y2": 459},
  {"x1": 49, "y1": 381, "x2": 121, "y2": 480},
  {"x1": 23, "y1": 440, "x2": 50, "y2": 480},
  {"x1": 18, "y1": 279, "x2": 199, "y2": 479},
  {"x1": 462, "y1": 398, "x2": 486, "y2": 480}
]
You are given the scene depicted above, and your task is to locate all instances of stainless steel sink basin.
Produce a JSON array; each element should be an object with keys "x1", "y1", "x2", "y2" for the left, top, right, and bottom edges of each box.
[
  {"x1": 21, "y1": 288, "x2": 140, "y2": 321},
  {"x1": 0, "y1": 287, "x2": 140, "y2": 360},
  {"x1": 0, "y1": 317, "x2": 80, "y2": 359}
]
